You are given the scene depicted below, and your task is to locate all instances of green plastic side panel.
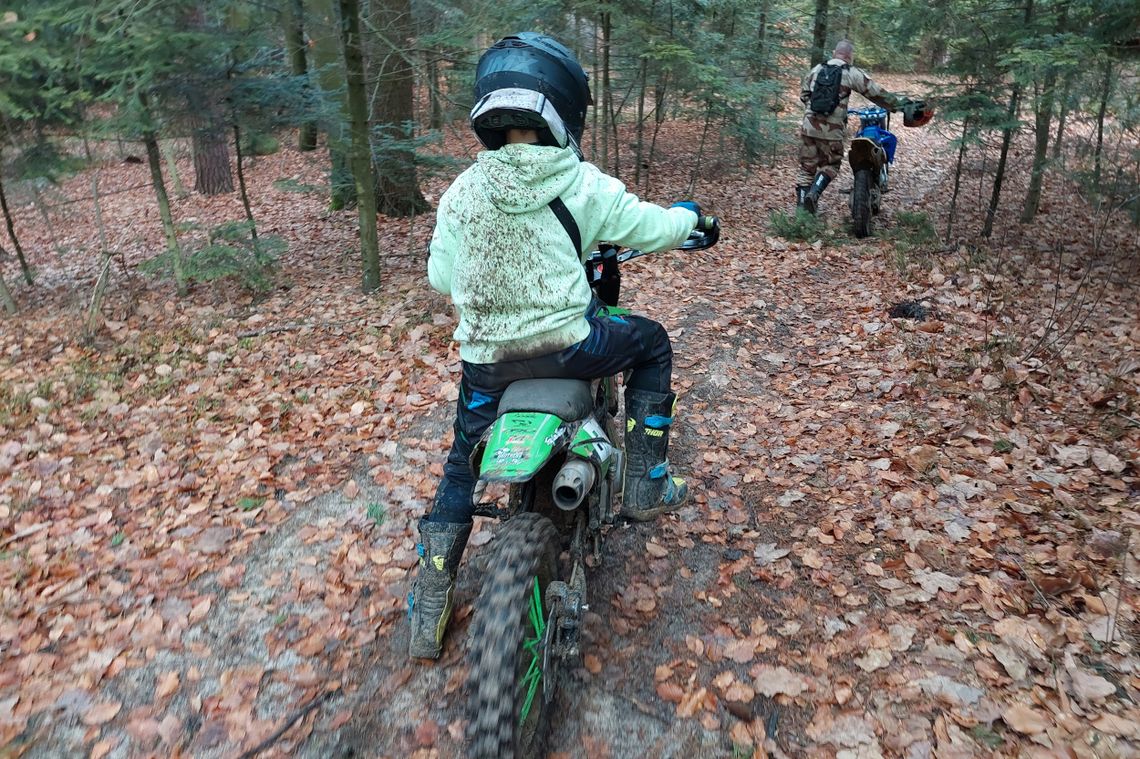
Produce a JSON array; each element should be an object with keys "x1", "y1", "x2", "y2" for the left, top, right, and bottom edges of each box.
[
  {"x1": 595, "y1": 305, "x2": 632, "y2": 317},
  {"x1": 479, "y1": 412, "x2": 565, "y2": 481},
  {"x1": 569, "y1": 418, "x2": 613, "y2": 476}
]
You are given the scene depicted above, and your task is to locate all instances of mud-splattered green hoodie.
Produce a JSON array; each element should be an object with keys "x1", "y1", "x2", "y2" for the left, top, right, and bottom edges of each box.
[{"x1": 428, "y1": 143, "x2": 697, "y2": 364}]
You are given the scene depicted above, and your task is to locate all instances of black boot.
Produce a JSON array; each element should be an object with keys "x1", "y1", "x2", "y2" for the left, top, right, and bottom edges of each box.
[
  {"x1": 622, "y1": 389, "x2": 688, "y2": 521},
  {"x1": 796, "y1": 186, "x2": 809, "y2": 210},
  {"x1": 803, "y1": 173, "x2": 832, "y2": 215},
  {"x1": 408, "y1": 518, "x2": 472, "y2": 659}
]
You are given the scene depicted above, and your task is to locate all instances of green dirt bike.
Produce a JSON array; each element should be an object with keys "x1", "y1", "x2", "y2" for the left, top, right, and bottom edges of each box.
[{"x1": 464, "y1": 217, "x2": 721, "y2": 758}]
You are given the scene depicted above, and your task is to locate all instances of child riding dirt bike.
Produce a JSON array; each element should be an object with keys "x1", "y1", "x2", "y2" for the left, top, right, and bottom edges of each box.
[{"x1": 408, "y1": 32, "x2": 707, "y2": 660}]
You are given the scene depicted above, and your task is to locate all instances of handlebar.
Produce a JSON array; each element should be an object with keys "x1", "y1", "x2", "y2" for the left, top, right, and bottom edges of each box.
[{"x1": 585, "y1": 215, "x2": 720, "y2": 266}]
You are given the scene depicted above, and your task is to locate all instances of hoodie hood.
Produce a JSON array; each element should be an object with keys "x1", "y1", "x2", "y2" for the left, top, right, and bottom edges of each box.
[{"x1": 475, "y1": 143, "x2": 580, "y2": 213}]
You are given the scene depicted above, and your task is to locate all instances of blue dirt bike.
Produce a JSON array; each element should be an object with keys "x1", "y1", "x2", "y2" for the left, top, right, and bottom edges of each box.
[
  {"x1": 846, "y1": 106, "x2": 898, "y2": 238},
  {"x1": 846, "y1": 102, "x2": 931, "y2": 237}
]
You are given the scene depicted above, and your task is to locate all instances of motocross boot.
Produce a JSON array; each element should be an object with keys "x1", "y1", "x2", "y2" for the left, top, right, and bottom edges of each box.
[
  {"x1": 622, "y1": 389, "x2": 688, "y2": 521},
  {"x1": 796, "y1": 186, "x2": 810, "y2": 210},
  {"x1": 803, "y1": 173, "x2": 832, "y2": 215},
  {"x1": 408, "y1": 518, "x2": 471, "y2": 659}
]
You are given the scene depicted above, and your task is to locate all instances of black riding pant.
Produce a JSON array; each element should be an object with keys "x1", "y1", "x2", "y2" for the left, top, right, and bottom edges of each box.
[{"x1": 428, "y1": 312, "x2": 672, "y2": 524}]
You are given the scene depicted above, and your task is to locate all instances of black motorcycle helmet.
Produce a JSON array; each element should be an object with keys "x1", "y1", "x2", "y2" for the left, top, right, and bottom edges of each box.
[{"x1": 470, "y1": 33, "x2": 591, "y2": 153}]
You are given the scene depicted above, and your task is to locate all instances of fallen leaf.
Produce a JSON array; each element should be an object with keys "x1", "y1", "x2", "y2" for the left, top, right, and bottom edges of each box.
[
  {"x1": 725, "y1": 682, "x2": 755, "y2": 703},
  {"x1": 752, "y1": 666, "x2": 811, "y2": 697},
  {"x1": 584, "y1": 654, "x2": 602, "y2": 675},
  {"x1": 155, "y1": 671, "x2": 180, "y2": 699},
  {"x1": 646, "y1": 540, "x2": 669, "y2": 559},
  {"x1": 1002, "y1": 703, "x2": 1049, "y2": 735},
  {"x1": 800, "y1": 548, "x2": 824, "y2": 569},
  {"x1": 656, "y1": 681, "x2": 684, "y2": 703},
  {"x1": 724, "y1": 638, "x2": 758, "y2": 664},
  {"x1": 753, "y1": 543, "x2": 790, "y2": 566},
  {"x1": 854, "y1": 648, "x2": 892, "y2": 672},
  {"x1": 82, "y1": 701, "x2": 122, "y2": 726}
]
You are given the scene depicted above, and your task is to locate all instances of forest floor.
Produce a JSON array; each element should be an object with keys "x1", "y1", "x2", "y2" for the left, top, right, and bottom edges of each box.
[{"x1": 1, "y1": 80, "x2": 1138, "y2": 759}]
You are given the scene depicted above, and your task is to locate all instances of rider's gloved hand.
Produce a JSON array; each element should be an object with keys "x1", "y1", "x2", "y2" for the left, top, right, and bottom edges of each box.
[{"x1": 672, "y1": 200, "x2": 701, "y2": 217}]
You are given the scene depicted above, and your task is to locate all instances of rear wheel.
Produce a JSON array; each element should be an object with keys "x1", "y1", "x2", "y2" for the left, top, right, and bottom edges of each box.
[
  {"x1": 467, "y1": 512, "x2": 561, "y2": 759},
  {"x1": 852, "y1": 168, "x2": 873, "y2": 238}
]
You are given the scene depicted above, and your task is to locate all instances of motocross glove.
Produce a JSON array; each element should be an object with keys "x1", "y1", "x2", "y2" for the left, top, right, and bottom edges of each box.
[{"x1": 672, "y1": 200, "x2": 701, "y2": 217}]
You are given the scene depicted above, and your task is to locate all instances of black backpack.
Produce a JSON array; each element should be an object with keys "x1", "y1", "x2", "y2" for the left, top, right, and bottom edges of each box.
[{"x1": 809, "y1": 63, "x2": 848, "y2": 116}]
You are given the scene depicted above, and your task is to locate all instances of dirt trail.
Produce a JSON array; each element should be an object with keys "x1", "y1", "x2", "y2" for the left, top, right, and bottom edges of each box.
[
  {"x1": 280, "y1": 119, "x2": 964, "y2": 758},
  {"x1": 10, "y1": 102, "x2": 1135, "y2": 759}
]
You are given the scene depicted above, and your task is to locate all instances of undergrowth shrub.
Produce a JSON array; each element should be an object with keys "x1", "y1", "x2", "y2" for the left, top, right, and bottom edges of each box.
[
  {"x1": 141, "y1": 220, "x2": 284, "y2": 293},
  {"x1": 769, "y1": 209, "x2": 829, "y2": 242}
]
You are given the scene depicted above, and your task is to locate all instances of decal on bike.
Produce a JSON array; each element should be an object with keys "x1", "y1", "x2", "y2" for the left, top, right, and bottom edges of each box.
[
  {"x1": 478, "y1": 412, "x2": 568, "y2": 481},
  {"x1": 570, "y1": 418, "x2": 613, "y2": 465}
]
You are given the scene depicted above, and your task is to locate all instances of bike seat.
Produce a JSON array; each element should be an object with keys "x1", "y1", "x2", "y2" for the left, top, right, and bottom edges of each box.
[{"x1": 498, "y1": 379, "x2": 593, "y2": 421}]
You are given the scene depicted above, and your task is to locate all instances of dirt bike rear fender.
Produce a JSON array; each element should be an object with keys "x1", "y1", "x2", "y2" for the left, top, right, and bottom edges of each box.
[
  {"x1": 849, "y1": 137, "x2": 886, "y2": 173},
  {"x1": 474, "y1": 412, "x2": 570, "y2": 482}
]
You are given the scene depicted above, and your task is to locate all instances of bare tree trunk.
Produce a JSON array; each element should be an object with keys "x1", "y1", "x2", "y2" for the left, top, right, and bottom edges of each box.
[
  {"x1": 756, "y1": 0, "x2": 771, "y2": 75},
  {"x1": 946, "y1": 115, "x2": 970, "y2": 241},
  {"x1": 1051, "y1": 72, "x2": 1074, "y2": 163},
  {"x1": 0, "y1": 260, "x2": 15, "y2": 314},
  {"x1": 233, "y1": 124, "x2": 258, "y2": 240},
  {"x1": 160, "y1": 141, "x2": 189, "y2": 197},
  {"x1": 983, "y1": 84, "x2": 1020, "y2": 238},
  {"x1": 1093, "y1": 58, "x2": 1112, "y2": 190},
  {"x1": 339, "y1": 0, "x2": 381, "y2": 291},
  {"x1": 811, "y1": 0, "x2": 830, "y2": 66},
  {"x1": 370, "y1": 0, "x2": 428, "y2": 216},
  {"x1": 286, "y1": 0, "x2": 319, "y2": 151},
  {"x1": 1020, "y1": 75, "x2": 1055, "y2": 222},
  {"x1": 0, "y1": 155, "x2": 33, "y2": 285},
  {"x1": 600, "y1": 10, "x2": 611, "y2": 172},
  {"x1": 144, "y1": 130, "x2": 187, "y2": 295},
  {"x1": 635, "y1": 55, "x2": 647, "y2": 187},
  {"x1": 312, "y1": 0, "x2": 354, "y2": 209},
  {"x1": 983, "y1": 0, "x2": 1033, "y2": 238}
]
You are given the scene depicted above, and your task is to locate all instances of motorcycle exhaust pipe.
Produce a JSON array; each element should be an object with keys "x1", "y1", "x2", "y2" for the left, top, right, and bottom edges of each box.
[{"x1": 551, "y1": 459, "x2": 596, "y2": 511}]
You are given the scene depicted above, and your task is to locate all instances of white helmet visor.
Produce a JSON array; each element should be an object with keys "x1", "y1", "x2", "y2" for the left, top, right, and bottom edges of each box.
[{"x1": 470, "y1": 88, "x2": 570, "y2": 148}]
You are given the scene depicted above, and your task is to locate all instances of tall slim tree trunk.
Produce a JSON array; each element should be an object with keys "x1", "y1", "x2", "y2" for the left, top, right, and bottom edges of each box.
[
  {"x1": 233, "y1": 124, "x2": 258, "y2": 240},
  {"x1": 1052, "y1": 72, "x2": 1074, "y2": 162},
  {"x1": 1020, "y1": 74, "x2": 1055, "y2": 222},
  {"x1": 983, "y1": 84, "x2": 1020, "y2": 238},
  {"x1": 599, "y1": 10, "x2": 611, "y2": 172},
  {"x1": 0, "y1": 262, "x2": 15, "y2": 314},
  {"x1": 756, "y1": 0, "x2": 771, "y2": 75},
  {"x1": 635, "y1": 55, "x2": 647, "y2": 187},
  {"x1": 946, "y1": 115, "x2": 971, "y2": 240},
  {"x1": 286, "y1": 0, "x2": 319, "y2": 151},
  {"x1": 339, "y1": 0, "x2": 381, "y2": 291},
  {"x1": 1093, "y1": 58, "x2": 1112, "y2": 190},
  {"x1": 811, "y1": 0, "x2": 830, "y2": 66},
  {"x1": 0, "y1": 157, "x2": 33, "y2": 285},
  {"x1": 144, "y1": 133, "x2": 187, "y2": 295},
  {"x1": 371, "y1": 0, "x2": 429, "y2": 216},
  {"x1": 313, "y1": 0, "x2": 354, "y2": 209},
  {"x1": 0, "y1": 245, "x2": 15, "y2": 309},
  {"x1": 983, "y1": 0, "x2": 1033, "y2": 238}
]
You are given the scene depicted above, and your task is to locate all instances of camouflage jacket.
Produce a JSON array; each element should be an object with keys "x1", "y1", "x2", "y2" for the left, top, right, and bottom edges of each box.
[{"x1": 799, "y1": 58, "x2": 906, "y2": 140}]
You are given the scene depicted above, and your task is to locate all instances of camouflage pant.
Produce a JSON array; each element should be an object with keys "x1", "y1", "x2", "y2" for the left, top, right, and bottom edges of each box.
[{"x1": 797, "y1": 135, "x2": 845, "y2": 186}]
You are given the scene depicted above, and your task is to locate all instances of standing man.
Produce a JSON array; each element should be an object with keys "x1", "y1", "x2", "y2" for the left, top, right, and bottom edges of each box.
[{"x1": 797, "y1": 40, "x2": 913, "y2": 214}]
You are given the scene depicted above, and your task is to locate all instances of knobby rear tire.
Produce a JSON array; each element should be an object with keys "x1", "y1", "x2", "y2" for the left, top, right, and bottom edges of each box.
[
  {"x1": 852, "y1": 168, "x2": 873, "y2": 238},
  {"x1": 467, "y1": 512, "x2": 560, "y2": 759}
]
